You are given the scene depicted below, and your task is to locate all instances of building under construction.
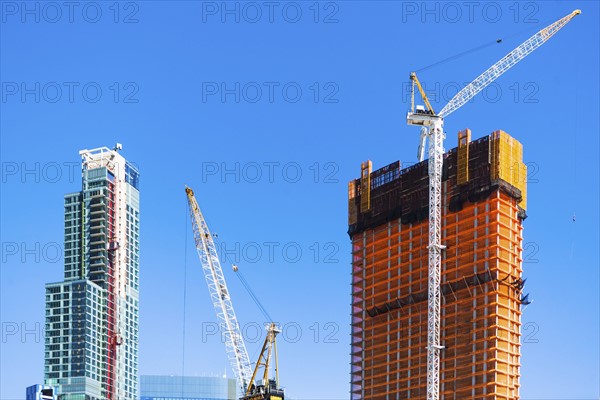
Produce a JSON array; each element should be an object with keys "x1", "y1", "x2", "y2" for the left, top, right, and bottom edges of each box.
[{"x1": 348, "y1": 129, "x2": 527, "y2": 399}]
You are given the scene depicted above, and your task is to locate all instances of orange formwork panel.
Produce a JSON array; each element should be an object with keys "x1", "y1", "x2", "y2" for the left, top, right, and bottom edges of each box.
[{"x1": 349, "y1": 130, "x2": 526, "y2": 399}]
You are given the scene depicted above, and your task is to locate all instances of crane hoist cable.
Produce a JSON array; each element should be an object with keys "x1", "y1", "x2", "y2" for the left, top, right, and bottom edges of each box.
[
  {"x1": 415, "y1": 15, "x2": 560, "y2": 73},
  {"x1": 233, "y1": 267, "x2": 273, "y2": 323},
  {"x1": 208, "y1": 233, "x2": 274, "y2": 323},
  {"x1": 415, "y1": 38, "x2": 502, "y2": 73}
]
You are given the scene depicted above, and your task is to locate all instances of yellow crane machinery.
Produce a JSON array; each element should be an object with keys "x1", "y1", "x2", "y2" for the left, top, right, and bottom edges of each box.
[
  {"x1": 242, "y1": 323, "x2": 283, "y2": 400},
  {"x1": 406, "y1": 10, "x2": 580, "y2": 400},
  {"x1": 409, "y1": 72, "x2": 435, "y2": 116},
  {"x1": 185, "y1": 186, "x2": 284, "y2": 400}
]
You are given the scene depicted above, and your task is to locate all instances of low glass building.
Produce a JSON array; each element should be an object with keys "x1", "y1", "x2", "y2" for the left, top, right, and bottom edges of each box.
[
  {"x1": 26, "y1": 384, "x2": 56, "y2": 400},
  {"x1": 140, "y1": 375, "x2": 236, "y2": 400}
]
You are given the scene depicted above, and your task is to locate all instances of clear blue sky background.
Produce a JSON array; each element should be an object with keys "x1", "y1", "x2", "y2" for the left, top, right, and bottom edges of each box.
[{"x1": 1, "y1": 1, "x2": 598, "y2": 399}]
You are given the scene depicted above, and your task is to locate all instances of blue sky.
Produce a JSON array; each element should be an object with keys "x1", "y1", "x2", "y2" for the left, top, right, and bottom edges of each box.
[{"x1": 1, "y1": 1, "x2": 598, "y2": 399}]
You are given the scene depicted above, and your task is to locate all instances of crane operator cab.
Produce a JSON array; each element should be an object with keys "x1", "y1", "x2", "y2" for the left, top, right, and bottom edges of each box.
[
  {"x1": 414, "y1": 104, "x2": 434, "y2": 115},
  {"x1": 241, "y1": 379, "x2": 285, "y2": 400}
]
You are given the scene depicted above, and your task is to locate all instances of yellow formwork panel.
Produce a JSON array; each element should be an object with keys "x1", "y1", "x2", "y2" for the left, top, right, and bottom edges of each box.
[
  {"x1": 519, "y1": 163, "x2": 527, "y2": 209},
  {"x1": 490, "y1": 131, "x2": 527, "y2": 210},
  {"x1": 348, "y1": 180, "x2": 358, "y2": 225},
  {"x1": 457, "y1": 129, "x2": 471, "y2": 185},
  {"x1": 360, "y1": 160, "x2": 372, "y2": 212}
]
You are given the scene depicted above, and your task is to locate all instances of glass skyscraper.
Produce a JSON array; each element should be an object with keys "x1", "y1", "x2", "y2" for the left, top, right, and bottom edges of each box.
[{"x1": 44, "y1": 146, "x2": 140, "y2": 400}]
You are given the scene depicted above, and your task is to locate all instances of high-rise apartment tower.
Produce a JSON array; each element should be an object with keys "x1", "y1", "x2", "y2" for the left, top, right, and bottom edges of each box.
[
  {"x1": 44, "y1": 146, "x2": 140, "y2": 400},
  {"x1": 348, "y1": 130, "x2": 527, "y2": 399}
]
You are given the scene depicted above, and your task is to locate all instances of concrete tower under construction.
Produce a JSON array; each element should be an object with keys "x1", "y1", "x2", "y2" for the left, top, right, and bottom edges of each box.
[
  {"x1": 348, "y1": 130, "x2": 527, "y2": 399},
  {"x1": 44, "y1": 146, "x2": 140, "y2": 400}
]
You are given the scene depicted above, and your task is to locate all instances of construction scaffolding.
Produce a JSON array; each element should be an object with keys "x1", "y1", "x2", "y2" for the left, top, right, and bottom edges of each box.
[{"x1": 349, "y1": 130, "x2": 527, "y2": 399}]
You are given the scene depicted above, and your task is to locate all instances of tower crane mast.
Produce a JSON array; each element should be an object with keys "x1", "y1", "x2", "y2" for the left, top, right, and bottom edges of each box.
[{"x1": 407, "y1": 9, "x2": 580, "y2": 400}]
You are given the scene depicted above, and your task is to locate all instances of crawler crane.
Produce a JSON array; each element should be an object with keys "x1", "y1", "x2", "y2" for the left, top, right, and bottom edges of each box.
[{"x1": 185, "y1": 186, "x2": 285, "y2": 400}]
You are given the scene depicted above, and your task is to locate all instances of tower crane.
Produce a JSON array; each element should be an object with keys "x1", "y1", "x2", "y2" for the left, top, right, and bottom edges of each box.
[
  {"x1": 407, "y1": 9, "x2": 580, "y2": 400},
  {"x1": 185, "y1": 186, "x2": 285, "y2": 400}
]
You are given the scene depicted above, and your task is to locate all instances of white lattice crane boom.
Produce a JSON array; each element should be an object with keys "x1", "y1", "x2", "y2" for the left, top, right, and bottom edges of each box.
[
  {"x1": 439, "y1": 9, "x2": 581, "y2": 118},
  {"x1": 406, "y1": 9, "x2": 580, "y2": 400},
  {"x1": 185, "y1": 187, "x2": 253, "y2": 393}
]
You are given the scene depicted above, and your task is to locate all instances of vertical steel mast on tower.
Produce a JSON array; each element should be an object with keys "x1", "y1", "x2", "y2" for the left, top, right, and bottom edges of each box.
[{"x1": 407, "y1": 9, "x2": 580, "y2": 400}]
